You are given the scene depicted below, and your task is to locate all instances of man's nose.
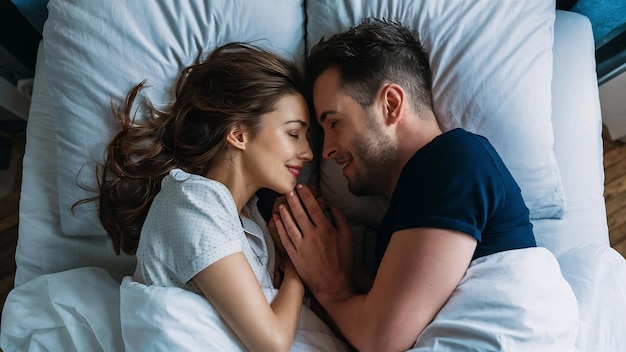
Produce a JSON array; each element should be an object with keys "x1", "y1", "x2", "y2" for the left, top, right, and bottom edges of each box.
[{"x1": 322, "y1": 136, "x2": 337, "y2": 159}]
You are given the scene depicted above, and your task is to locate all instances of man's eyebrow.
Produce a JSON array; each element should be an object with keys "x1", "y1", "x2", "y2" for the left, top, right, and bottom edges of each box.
[{"x1": 319, "y1": 110, "x2": 337, "y2": 123}]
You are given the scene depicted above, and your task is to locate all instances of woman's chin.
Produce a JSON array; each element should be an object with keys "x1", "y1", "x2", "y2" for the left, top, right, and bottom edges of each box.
[{"x1": 271, "y1": 182, "x2": 297, "y2": 195}]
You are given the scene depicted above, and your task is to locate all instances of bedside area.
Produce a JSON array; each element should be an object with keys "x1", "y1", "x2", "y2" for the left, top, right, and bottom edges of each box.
[
  {"x1": 567, "y1": 0, "x2": 626, "y2": 257},
  {"x1": 0, "y1": 0, "x2": 40, "y2": 309}
]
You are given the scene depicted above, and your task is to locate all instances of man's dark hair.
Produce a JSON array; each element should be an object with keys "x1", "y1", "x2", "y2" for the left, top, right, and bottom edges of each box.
[{"x1": 306, "y1": 18, "x2": 433, "y2": 113}]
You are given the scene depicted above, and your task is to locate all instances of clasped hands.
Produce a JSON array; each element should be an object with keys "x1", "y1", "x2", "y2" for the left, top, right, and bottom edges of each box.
[{"x1": 269, "y1": 184, "x2": 355, "y2": 300}]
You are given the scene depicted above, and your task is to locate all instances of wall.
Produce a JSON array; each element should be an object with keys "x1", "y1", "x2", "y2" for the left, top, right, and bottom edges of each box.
[{"x1": 601, "y1": 68, "x2": 626, "y2": 141}]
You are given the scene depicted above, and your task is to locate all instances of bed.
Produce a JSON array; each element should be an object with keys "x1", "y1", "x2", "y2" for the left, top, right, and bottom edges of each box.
[{"x1": 2, "y1": 0, "x2": 626, "y2": 351}]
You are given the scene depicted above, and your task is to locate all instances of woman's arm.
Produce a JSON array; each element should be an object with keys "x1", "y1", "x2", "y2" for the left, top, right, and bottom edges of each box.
[{"x1": 193, "y1": 252, "x2": 304, "y2": 352}]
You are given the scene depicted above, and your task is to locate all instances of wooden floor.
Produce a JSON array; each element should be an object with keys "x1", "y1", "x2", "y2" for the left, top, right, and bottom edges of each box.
[
  {"x1": 603, "y1": 125, "x2": 626, "y2": 257},
  {"x1": 0, "y1": 125, "x2": 626, "y2": 311}
]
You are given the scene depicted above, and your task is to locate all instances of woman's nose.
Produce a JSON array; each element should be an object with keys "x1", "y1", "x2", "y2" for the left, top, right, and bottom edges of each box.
[{"x1": 300, "y1": 141, "x2": 313, "y2": 161}]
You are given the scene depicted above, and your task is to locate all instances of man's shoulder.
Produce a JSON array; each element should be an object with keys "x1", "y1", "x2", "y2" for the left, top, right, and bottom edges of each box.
[
  {"x1": 411, "y1": 128, "x2": 494, "y2": 166},
  {"x1": 400, "y1": 128, "x2": 503, "y2": 190},
  {"x1": 440, "y1": 128, "x2": 493, "y2": 150}
]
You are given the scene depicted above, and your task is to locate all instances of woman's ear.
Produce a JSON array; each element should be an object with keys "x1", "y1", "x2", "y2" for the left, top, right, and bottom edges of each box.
[{"x1": 226, "y1": 126, "x2": 248, "y2": 150}]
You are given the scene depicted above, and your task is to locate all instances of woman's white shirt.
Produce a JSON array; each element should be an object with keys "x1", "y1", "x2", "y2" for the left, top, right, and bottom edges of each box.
[{"x1": 134, "y1": 168, "x2": 276, "y2": 294}]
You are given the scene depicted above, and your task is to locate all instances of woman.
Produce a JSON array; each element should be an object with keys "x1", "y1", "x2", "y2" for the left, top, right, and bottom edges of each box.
[{"x1": 96, "y1": 42, "x2": 320, "y2": 351}]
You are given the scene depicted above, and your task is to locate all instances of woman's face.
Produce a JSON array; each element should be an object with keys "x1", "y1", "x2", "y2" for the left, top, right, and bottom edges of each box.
[{"x1": 243, "y1": 93, "x2": 313, "y2": 194}]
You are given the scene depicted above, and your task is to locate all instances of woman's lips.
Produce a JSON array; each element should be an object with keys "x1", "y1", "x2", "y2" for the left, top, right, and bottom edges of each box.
[{"x1": 287, "y1": 166, "x2": 301, "y2": 178}]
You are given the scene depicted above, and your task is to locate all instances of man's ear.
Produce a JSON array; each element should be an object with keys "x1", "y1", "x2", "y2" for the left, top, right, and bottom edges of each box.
[
  {"x1": 380, "y1": 83, "x2": 404, "y2": 125},
  {"x1": 226, "y1": 126, "x2": 248, "y2": 150}
]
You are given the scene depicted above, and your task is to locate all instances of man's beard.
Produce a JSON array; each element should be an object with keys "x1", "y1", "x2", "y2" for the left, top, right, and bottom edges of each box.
[{"x1": 347, "y1": 124, "x2": 396, "y2": 197}]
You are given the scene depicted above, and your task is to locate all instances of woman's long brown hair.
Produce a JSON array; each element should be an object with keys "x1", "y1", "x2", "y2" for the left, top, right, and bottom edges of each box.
[{"x1": 85, "y1": 42, "x2": 302, "y2": 255}]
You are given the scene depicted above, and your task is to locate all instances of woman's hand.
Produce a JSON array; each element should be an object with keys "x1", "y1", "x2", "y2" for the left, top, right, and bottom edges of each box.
[
  {"x1": 281, "y1": 256, "x2": 302, "y2": 286},
  {"x1": 269, "y1": 185, "x2": 330, "y2": 288},
  {"x1": 272, "y1": 243, "x2": 304, "y2": 289}
]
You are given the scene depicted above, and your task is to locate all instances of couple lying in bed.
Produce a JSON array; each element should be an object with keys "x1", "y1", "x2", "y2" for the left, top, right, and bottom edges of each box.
[{"x1": 92, "y1": 18, "x2": 574, "y2": 351}]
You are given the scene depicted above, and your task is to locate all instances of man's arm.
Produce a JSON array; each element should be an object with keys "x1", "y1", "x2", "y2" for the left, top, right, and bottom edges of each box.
[{"x1": 274, "y1": 185, "x2": 477, "y2": 352}]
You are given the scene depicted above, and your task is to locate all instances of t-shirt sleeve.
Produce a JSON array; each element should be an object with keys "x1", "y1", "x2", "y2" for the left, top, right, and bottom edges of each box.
[
  {"x1": 392, "y1": 138, "x2": 506, "y2": 243},
  {"x1": 150, "y1": 179, "x2": 244, "y2": 284}
]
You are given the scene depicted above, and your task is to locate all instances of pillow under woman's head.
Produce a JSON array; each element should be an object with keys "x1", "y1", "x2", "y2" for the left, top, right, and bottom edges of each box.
[{"x1": 44, "y1": 0, "x2": 306, "y2": 237}]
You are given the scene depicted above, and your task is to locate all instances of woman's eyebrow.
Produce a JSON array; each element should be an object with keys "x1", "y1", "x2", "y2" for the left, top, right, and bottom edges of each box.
[{"x1": 285, "y1": 120, "x2": 309, "y2": 128}]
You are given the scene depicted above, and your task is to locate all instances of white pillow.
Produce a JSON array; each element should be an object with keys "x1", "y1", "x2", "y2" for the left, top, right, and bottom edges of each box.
[
  {"x1": 43, "y1": 0, "x2": 306, "y2": 237},
  {"x1": 307, "y1": 0, "x2": 563, "y2": 225}
]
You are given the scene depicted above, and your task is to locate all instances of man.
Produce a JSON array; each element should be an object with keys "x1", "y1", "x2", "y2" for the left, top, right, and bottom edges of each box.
[{"x1": 272, "y1": 18, "x2": 536, "y2": 351}]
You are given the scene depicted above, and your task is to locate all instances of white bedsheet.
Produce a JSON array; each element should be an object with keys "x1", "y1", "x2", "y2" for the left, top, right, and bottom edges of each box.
[{"x1": 3, "y1": 247, "x2": 594, "y2": 352}]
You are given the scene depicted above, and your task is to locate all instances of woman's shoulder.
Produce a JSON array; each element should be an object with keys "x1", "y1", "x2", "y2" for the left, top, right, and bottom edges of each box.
[{"x1": 159, "y1": 168, "x2": 237, "y2": 213}]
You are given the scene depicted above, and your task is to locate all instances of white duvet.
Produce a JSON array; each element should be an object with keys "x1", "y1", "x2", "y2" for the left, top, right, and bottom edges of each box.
[
  {"x1": 4, "y1": 246, "x2": 624, "y2": 352},
  {"x1": 120, "y1": 277, "x2": 350, "y2": 351},
  {"x1": 411, "y1": 247, "x2": 578, "y2": 351}
]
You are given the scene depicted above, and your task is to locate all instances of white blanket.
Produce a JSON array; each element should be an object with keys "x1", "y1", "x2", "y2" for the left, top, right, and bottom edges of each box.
[
  {"x1": 2, "y1": 247, "x2": 606, "y2": 352},
  {"x1": 557, "y1": 244, "x2": 626, "y2": 352},
  {"x1": 1, "y1": 267, "x2": 123, "y2": 351},
  {"x1": 120, "y1": 277, "x2": 350, "y2": 351},
  {"x1": 411, "y1": 247, "x2": 579, "y2": 351}
]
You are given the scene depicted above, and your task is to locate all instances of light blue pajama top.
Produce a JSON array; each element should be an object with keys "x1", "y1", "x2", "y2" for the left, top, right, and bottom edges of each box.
[{"x1": 134, "y1": 169, "x2": 276, "y2": 294}]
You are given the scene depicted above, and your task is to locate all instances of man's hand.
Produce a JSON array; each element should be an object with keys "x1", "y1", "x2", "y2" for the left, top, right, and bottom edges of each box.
[{"x1": 272, "y1": 184, "x2": 356, "y2": 301}]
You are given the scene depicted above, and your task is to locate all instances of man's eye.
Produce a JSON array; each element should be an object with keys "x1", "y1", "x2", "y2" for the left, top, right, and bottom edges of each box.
[{"x1": 329, "y1": 121, "x2": 337, "y2": 129}]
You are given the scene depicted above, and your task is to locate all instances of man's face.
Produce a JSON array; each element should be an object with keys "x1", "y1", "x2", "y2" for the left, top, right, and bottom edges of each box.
[{"x1": 312, "y1": 67, "x2": 396, "y2": 197}]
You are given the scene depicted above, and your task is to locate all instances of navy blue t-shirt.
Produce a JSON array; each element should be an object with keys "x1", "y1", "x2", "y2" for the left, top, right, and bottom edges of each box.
[{"x1": 375, "y1": 128, "x2": 536, "y2": 267}]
